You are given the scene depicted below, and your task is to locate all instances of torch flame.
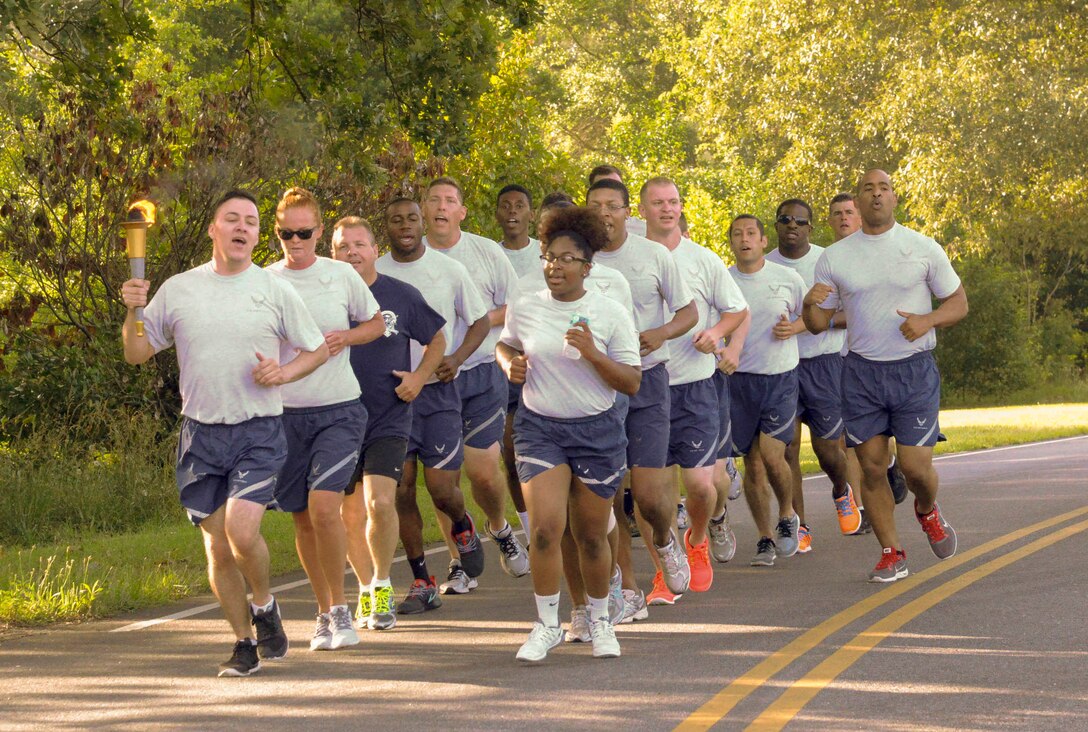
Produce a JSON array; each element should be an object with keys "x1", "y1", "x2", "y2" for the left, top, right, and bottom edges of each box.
[{"x1": 126, "y1": 200, "x2": 157, "y2": 226}]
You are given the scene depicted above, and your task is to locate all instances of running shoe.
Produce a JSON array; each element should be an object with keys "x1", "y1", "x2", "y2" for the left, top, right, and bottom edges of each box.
[
  {"x1": 369, "y1": 585, "x2": 397, "y2": 630},
  {"x1": 356, "y1": 591, "x2": 372, "y2": 629},
  {"x1": 566, "y1": 606, "x2": 591, "y2": 643},
  {"x1": 676, "y1": 501, "x2": 689, "y2": 531},
  {"x1": 834, "y1": 485, "x2": 864, "y2": 535},
  {"x1": 797, "y1": 524, "x2": 812, "y2": 553},
  {"x1": 516, "y1": 622, "x2": 563, "y2": 662},
  {"x1": 708, "y1": 513, "x2": 737, "y2": 563},
  {"x1": 854, "y1": 507, "x2": 873, "y2": 535},
  {"x1": 310, "y1": 613, "x2": 332, "y2": 651},
  {"x1": 775, "y1": 514, "x2": 801, "y2": 557},
  {"x1": 452, "y1": 512, "x2": 485, "y2": 577},
  {"x1": 329, "y1": 605, "x2": 360, "y2": 649},
  {"x1": 440, "y1": 560, "x2": 479, "y2": 595},
  {"x1": 888, "y1": 455, "x2": 908, "y2": 505},
  {"x1": 251, "y1": 598, "x2": 289, "y2": 660},
  {"x1": 868, "y1": 547, "x2": 908, "y2": 583},
  {"x1": 590, "y1": 618, "x2": 621, "y2": 658},
  {"x1": 750, "y1": 537, "x2": 776, "y2": 567},
  {"x1": 684, "y1": 528, "x2": 714, "y2": 592},
  {"x1": 656, "y1": 530, "x2": 691, "y2": 594},
  {"x1": 399, "y1": 577, "x2": 442, "y2": 614},
  {"x1": 916, "y1": 501, "x2": 957, "y2": 559},
  {"x1": 218, "y1": 640, "x2": 260, "y2": 677},
  {"x1": 620, "y1": 588, "x2": 649, "y2": 622},
  {"x1": 646, "y1": 571, "x2": 681, "y2": 606},
  {"x1": 607, "y1": 567, "x2": 625, "y2": 625},
  {"x1": 726, "y1": 457, "x2": 742, "y2": 500},
  {"x1": 489, "y1": 523, "x2": 530, "y2": 577}
]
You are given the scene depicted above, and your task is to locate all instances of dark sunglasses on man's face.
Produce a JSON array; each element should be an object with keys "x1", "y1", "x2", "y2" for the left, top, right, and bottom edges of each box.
[
  {"x1": 776, "y1": 215, "x2": 810, "y2": 227},
  {"x1": 278, "y1": 227, "x2": 317, "y2": 241}
]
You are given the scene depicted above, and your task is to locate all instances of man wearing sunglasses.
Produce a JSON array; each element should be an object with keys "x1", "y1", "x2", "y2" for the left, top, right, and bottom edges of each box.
[
  {"x1": 422, "y1": 177, "x2": 530, "y2": 593},
  {"x1": 804, "y1": 169, "x2": 968, "y2": 583},
  {"x1": 767, "y1": 199, "x2": 867, "y2": 553}
]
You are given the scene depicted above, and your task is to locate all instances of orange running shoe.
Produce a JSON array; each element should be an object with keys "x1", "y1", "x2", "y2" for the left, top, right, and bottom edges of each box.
[
  {"x1": 684, "y1": 528, "x2": 713, "y2": 592},
  {"x1": 646, "y1": 571, "x2": 681, "y2": 606},
  {"x1": 833, "y1": 485, "x2": 863, "y2": 535},
  {"x1": 797, "y1": 524, "x2": 812, "y2": 553}
]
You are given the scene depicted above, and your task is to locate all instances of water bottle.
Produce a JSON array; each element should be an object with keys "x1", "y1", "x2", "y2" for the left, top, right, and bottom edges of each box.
[{"x1": 563, "y1": 315, "x2": 589, "y2": 360}]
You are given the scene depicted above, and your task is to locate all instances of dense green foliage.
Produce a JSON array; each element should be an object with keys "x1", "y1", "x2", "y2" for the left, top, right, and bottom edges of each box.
[{"x1": 0, "y1": 0, "x2": 1085, "y2": 436}]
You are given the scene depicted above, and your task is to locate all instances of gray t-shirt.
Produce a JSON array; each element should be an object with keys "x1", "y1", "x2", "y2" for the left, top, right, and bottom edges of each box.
[
  {"x1": 815, "y1": 223, "x2": 962, "y2": 361},
  {"x1": 501, "y1": 237, "x2": 542, "y2": 279},
  {"x1": 767, "y1": 245, "x2": 846, "y2": 359},
  {"x1": 266, "y1": 257, "x2": 380, "y2": 408},
  {"x1": 143, "y1": 262, "x2": 325, "y2": 424},
  {"x1": 424, "y1": 230, "x2": 517, "y2": 370},
  {"x1": 592, "y1": 233, "x2": 694, "y2": 370},
  {"x1": 375, "y1": 247, "x2": 489, "y2": 381},
  {"x1": 728, "y1": 260, "x2": 805, "y2": 375},
  {"x1": 511, "y1": 262, "x2": 635, "y2": 315}
]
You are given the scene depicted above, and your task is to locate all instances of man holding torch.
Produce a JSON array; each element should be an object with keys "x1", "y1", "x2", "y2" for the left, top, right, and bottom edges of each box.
[{"x1": 120, "y1": 190, "x2": 329, "y2": 677}]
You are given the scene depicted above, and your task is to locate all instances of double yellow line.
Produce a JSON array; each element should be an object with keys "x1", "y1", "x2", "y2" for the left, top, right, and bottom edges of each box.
[{"x1": 676, "y1": 505, "x2": 1088, "y2": 731}]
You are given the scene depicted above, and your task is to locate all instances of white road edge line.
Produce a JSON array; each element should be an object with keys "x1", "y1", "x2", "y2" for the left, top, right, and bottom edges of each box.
[
  {"x1": 112, "y1": 433, "x2": 1088, "y2": 633},
  {"x1": 111, "y1": 531, "x2": 524, "y2": 633}
]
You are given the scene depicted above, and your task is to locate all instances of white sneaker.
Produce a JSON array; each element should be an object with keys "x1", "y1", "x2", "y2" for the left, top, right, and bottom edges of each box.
[
  {"x1": 566, "y1": 606, "x2": 591, "y2": 643},
  {"x1": 590, "y1": 618, "x2": 621, "y2": 658},
  {"x1": 620, "y1": 588, "x2": 649, "y2": 624},
  {"x1": 726, "y1": 457, "x2": 742, "y2": 500},
  {"x1": 516, "y1": 622, "x2": 563, "y2": 662},
  {"x1": 676, "y1": 501, "x2": 689, "y2": 531},
  {"x1": 708, "y1": 513, "x2": 737, "y2": 563},
  {"x1": 328, "y1": 605, "x2": 360, "y2": 650},
  {"x1": 607, "y1": 567, "x2": 625, "y2": 625},
  {"x1": 489, "y1": 524, "x2": 530, "y2": 577},
  {"x1": 440, "y1": 561, "x2": 479, "y2": 595},
  {"x1": 309, "y1": 613, "x2": 332, "y2": 651},
  {"x1": 656, "y1": 531, "x2": 691, "y2": 594}
]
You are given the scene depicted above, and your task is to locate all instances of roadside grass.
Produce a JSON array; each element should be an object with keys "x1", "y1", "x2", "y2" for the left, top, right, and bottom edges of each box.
[{"x1": 2, "y1": 402, "x2": 1086, "y2": 628}]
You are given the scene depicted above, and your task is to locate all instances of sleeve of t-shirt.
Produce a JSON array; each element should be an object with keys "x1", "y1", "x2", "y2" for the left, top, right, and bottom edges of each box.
[
  {"x1": 710, "y1": 257, "x2": 748, "y2": 314},
  {"x1": 346, "y1": 270, "x2": 380, "y2": 324},
  {"x1": 925, "y1": 239, "x2": 962, "y2": 299},
  {"x1": 813, "y1": 251, "x2": 840, "y2": 311},
  {"x1": 403, "y1": 284, "x2": 446, "y2": 346},
  {"x1": 604, "y1": 303, "x2": 642, "y2": 367},
  {"x1": 499, "y1": 296, "x2": 524, "y2": 351},
  {"x1": 142, "y1": 280, "x2": 174, "y2": 354},
  {"x1": 276, "y1": 279, "x2": 325, "y2": 352},
  {"x1": 657, "y1": 248, "x2": 695, "y2": 313},
  {"x1": 455, "y1": 268, "x2": 490, "y2": 326}
]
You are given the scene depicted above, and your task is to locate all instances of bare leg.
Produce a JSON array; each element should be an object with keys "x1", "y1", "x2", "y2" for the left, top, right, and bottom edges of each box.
[
  {"x1": 855, "y1": 437, "x2": 897, "y2": 548},
  {"x1": 200, "y1": 505, "x2": 253, "y2": 641}
]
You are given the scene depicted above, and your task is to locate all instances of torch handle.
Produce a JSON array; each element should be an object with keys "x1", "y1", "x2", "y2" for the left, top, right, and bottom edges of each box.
[{"x1": 129, "y1": 257, "x2": 146, "y2": 337}]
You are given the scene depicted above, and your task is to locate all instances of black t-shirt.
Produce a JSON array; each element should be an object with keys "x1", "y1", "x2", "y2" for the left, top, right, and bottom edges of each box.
[{"x1": 349, "y1": 274, "x2": 446, "y2": 442}]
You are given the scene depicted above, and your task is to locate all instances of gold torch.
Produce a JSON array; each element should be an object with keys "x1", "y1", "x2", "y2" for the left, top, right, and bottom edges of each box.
[{"x1": 123, "y1": 200, "x2": 156, "y2": 337}]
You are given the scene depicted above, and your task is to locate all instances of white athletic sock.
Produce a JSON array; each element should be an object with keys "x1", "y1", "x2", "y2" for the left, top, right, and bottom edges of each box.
[
  {"x1": 250, "y1": 597, "x2": 274, "y2": 615},
  {"x1": 330, "y1": 603, "x2": 347, "y2": 613},
  {"x1": 517, "y1": 511, "x2": 531, "y2": 537},
  {"x1": 587, "y1": 595, "x2": 609, "y2": 623},
  {"x1": 535, "y1": 592, "x2": 561, "y2": 628},
  {"x1": 607, "y1": 510, "x2": 617, "y2": 533},
  {"x1": 711, "y1": 508, "x2": 726, "y2": 523},
  {"x1": 360, "y1": 583, "x2": 371, "y2": 599},
  {"x1": 372, "y1": 577, "x2": 391, "y2": 588},
  {"x1": 493, "y1": 521, "x2": 512, "y2": 538}
]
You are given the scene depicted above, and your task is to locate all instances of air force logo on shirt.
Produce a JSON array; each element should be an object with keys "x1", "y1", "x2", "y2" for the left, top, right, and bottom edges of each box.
[{"x1": 382, "y1": 309, "x2": 399, "y2": 337}]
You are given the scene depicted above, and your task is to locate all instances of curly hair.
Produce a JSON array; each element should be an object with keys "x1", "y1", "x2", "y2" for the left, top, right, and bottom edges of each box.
[{"x1": 539, "y1": 206, "x2": 609, "y2": 261}]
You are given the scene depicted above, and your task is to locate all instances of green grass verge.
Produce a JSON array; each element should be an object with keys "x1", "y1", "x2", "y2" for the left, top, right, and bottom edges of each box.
[{"x1": 2, "y1": 403, "x2": 1086, "y2": 628}]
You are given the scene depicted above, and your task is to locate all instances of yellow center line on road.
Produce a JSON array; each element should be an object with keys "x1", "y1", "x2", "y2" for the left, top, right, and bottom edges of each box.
[
  {"x1": 746, "y1": 517, "x2": 1088, "y2": 731},
  {"x1": 675, "y1": 505, "x2": 1088, "y2": 731}
]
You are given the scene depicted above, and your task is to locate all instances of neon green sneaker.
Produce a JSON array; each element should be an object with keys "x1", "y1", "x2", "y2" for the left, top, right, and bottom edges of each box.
[{"x1": 370, "y1": 585, "x2": 397, "y2": 630}]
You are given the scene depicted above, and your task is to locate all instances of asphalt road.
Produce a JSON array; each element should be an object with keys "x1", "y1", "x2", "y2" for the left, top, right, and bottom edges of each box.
[{"x1": 2, "y1": 436, "x2": 1086, "y2": 731}]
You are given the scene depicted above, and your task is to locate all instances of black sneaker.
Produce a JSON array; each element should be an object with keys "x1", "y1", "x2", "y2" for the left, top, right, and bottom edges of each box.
[
  {"x1": 400, "y1": 577, "x2": 442, "y2": 614},
  {"x1": 251, "y1": 598, "x2": 289, "y2": 660},
  {"x1": 218, "y1": 639, "x2": 260, "y2": 677},
  {"x1": 887, "y1": 456, "x2": 908, "y2": 505},
  {"x1": 853, "y1": 506, "x2": 874, "y2": 535},
  {"x1": 451, "y1": 512, "x2": 485, "y2": 578}
]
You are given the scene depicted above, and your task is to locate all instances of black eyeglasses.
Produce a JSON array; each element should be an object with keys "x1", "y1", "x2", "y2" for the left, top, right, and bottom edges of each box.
[
  {"x1": 540, "y1": 253, "x2": 590, "y2": 267},
  {"x1": 776, "y1": 215, "x2": 811, "y2": 227},
  {"x1": 278, "y1": 228, "x2": 317, "y2": 241}
]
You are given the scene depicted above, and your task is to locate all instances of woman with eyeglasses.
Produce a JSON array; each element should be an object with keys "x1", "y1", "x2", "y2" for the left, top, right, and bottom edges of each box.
[
  {"x1": 497, "y1": 206, "x2": 642, "y2": 663},
  {"x1": 265, "y1": 187, "x2": 385, "y2": 652}
]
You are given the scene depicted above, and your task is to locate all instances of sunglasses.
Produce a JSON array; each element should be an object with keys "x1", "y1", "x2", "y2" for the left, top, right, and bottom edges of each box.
[
  {"x1": 776, "y1": 214, "x2": 811, "y2": 227},
  {"x1": 277, "y1": 227, "x2": 317, "y2": 241}
]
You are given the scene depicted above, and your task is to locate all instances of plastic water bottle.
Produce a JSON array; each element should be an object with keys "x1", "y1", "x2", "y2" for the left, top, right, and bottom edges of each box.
[{"x1": 563, "y1": 315, "x2": 589, "y2": 360}]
